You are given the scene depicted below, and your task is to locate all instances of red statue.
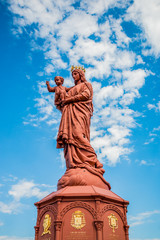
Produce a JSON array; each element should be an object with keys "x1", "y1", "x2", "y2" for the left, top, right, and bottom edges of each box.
[
  {"x1": 46, "y1": 67, "x2": 110, "y2": 190},
  {"x1": 35, "y1": 67, "x2": 129, "y2": 240}
]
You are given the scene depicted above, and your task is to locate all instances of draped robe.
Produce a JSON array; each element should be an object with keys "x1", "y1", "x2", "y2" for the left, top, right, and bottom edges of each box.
[{"x1": 57, "y1": 81, "x2": 104, "y2": 175}]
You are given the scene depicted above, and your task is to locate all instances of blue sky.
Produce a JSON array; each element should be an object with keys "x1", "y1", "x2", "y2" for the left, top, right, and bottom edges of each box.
[{"x1": 0, "y1": 0, "x2": 160, "y2": 239}]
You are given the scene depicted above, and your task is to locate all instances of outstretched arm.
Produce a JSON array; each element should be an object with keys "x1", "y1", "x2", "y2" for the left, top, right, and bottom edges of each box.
[{"x1": 46, "y1": 81, "x2": 56, "y2": 92}]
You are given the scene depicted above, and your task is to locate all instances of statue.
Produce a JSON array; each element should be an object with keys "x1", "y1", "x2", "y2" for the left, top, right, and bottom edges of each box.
[
  {"x1": 34, "y1": 67, "x2": 129, "y2": 240},
  {"x1": 46, "y1": 66, "x2": 110, "y2": 190}
]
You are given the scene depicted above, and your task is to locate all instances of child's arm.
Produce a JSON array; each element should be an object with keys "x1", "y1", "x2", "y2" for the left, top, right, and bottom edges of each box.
[{"x1": 46, "y1": 81, "x2": 56, "y2": 92}]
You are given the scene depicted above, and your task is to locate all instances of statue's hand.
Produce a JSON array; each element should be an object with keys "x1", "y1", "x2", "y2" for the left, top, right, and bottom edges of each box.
[
  {"x1": 61, "y1": 100, "x2": 66, "y2": 107},
  {"x1": 46, "y1": 81, "x2": 49, "y2": 85},
  {"x1": 61, "y1": 98, "x2": 72, "y2": 106}
]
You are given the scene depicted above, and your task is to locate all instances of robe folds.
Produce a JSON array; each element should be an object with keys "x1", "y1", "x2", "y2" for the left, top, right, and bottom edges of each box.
[{"x1": 57, "y1": 81, "x2": 104, "y2": 175}]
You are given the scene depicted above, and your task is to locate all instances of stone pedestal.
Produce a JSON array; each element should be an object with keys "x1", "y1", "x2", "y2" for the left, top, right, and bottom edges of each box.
[{"x1": 34, "y1": 186, "x2": 129, "y2": 240}]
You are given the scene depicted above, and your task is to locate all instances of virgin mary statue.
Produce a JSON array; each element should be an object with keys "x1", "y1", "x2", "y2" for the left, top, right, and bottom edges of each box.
[{"x1": 47, "y1": 66, "x2": 110, "y2": 190}]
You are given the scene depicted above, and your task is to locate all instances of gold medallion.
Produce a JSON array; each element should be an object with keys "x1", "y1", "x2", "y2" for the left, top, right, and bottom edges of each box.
[
  {"x1": 41, "y1": 214, "x2": 51, "y2": 236},
  {"x1": 108, "y1": 213, "x2": 118, "y2": 233},
  {"x1": 71, "y1": 210, "x2": 86, "y2": 230}
]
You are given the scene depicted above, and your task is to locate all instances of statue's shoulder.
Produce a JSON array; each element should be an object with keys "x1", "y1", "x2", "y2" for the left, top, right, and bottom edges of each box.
[
  {"x1": 84, "y1": 81, "x2": 93, "y2": 91},
  {"x1": 82, "y1": 81, "x2": 91, "y2": 88},
  {"x1": 82, "y1": 82, "x2": 93, "y2": 98},
  {"x1": 86, "y1": 81, "x2": 92, "y2": 87}
]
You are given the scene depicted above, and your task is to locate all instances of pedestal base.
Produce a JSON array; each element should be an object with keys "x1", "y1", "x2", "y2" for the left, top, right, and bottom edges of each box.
[
  {"x1": 57, "y1": 168, "x2": 111, "y2": 190},
  {"x1": 34, "y1": 186, "x2": 129, "y2": 240}
]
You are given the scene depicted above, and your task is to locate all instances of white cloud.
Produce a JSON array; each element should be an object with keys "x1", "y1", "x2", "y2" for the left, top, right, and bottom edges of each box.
[
  {"x1": 24, "y1": 81, "x2": 61, "y2": 127},
  {"x1": 0, "y1": 237, "x2": 33, "y2": 240},
  {"x1": 91, "y1": 120, "x2": 133, "y2": 165},
  {"x1": 98, "y1": 107, "x2": 136, "y2": 128},
  {"x1": 2, "y1": 175, "x2": 18, "y2": 182},
  {"x1": 136, "y1": 55, "x2": 145, "y2": 65},
  {"x1": 0, "y1": 201, "x2": 23, "y2": 214},
  {"x1": 90, "y1": 68, "x2": 148, "y2": 165},
  {"x1": 90, "y1": 102, "x2": 139, "y2": 165},
  {"x1": 144, "y1": 125, "x2": 160, "y2": 145},
  {"x1": 0, "y1": 221, "x2": 4, "y2": 227},
  {"x1": 126, "y1": 0, "x2": 160, "y2": 56},
  {"x1": 94, "y1": 85, "x2": 124, "y2": 107},
  {"x1": 114, "y1": 50, "x2": 135, "y2": 69},
  {"x1": 139, "y1": 160, "x2": 147, "y2": 165},
  {"x1": 147, "y1": 103, "x2": 156, "y2": 110},
  {"x1": 63, "y1": 77, "x2": 74, "y2": 87},
  {"x1": 8, "y1": 180, "x2": 50, "y2": 201},
  {"x1": 90, "y1": 126, "x2": 104, "y2": 139},
  {"x1": 9, "y1": 0, "x2": 64, "y2": 35},
  {"x1": 144, "y1": 138, "x2": 155, "y2": 145},
  {"x1": 109, "y1": 17, "x2": 131, "y2": 47},
  {"x1": 129, "y1": 210, "x2": 160, "y2": 227},
  {"x1": 100, "y1": 145, "x2": 131, "y2": 166},
  {"x1": 153, "y1": 126, "x2": 160, "y2": 132},
  {"x1": 80, "y1": 0, "x2": 128, "y2": 15},
  {"x1": 69, "y1": 37, "x2": 117, "y2": 80},
  {"x1": 0, "y1": 178, "x2": 55, "y2": 214},
  {"x1": 147, "y1": 101, "x2": 160, "y2": 112},
  {"x1": 59, "y1": 150, "x2": 65, "y2": 169},
  {"x1": 122, "y1": 69, "x2": 147, "y2": 91},
  {"x1": 57, "y1": 10, "x2": 98, "y2": 50},
  {"x1": 120, "y1": 91, "x2": 139, "y2": 106},
  {"x1": 138, "y1": 160, "x2": 155, "y2": 166}
]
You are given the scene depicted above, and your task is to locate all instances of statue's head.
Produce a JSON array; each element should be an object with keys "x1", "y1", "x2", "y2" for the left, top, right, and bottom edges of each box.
[
  {"x1": 54, "y1": 76, "x2": 64, "y2": 86},
  {"x1": 71, "y1": 66, "x2": 86, "y2": 82}
]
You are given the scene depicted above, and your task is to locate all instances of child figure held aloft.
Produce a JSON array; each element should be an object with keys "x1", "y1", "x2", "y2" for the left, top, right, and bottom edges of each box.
[{"x1": 46, "y1": 76, "x2": 71, "y2": 111}]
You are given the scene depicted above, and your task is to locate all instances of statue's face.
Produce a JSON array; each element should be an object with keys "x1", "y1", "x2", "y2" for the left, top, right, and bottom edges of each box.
[
  {"x1": 55, "y1": 77, "x2": 62, "y2": 86},
  {"x1": 72, "y1": 71, "x2": 81, "y2": 83}
]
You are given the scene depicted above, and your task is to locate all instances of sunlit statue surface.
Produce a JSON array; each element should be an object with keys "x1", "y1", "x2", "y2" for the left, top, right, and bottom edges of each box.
[{"x1": 46, "y1": 66, "x2": 110, "y2": 190}]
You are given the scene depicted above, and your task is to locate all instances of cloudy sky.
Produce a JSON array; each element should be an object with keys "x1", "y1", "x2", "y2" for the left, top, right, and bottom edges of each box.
[{"x1": 0, "y1": 0, "x2": 160, "y2": 239}]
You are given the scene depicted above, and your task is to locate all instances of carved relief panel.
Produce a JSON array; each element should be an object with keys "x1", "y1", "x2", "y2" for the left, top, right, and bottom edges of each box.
[
  {"x1": 61, "y1": 207, "x2": 96, "y2": 240},
  {"x1": 102, "y1": 210, "x2": 125, "y2": 240},
  {"x1": 38, "y1": 211, "x2": 55, "y2": 240}
]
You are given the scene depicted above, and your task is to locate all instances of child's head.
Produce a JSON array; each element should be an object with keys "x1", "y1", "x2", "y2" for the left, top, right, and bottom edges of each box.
[{"x1": 54, "y1": 76, "x2": 64, "y2": 86}]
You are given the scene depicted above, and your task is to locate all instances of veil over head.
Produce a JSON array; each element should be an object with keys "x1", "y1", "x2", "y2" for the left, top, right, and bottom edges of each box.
[{"x1": 72, "y1": 69, "x2": 87, "y2": 82}]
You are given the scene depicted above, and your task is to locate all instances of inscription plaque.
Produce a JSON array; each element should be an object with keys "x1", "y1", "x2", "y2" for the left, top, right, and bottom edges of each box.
[{"x1": 66, "y1": 231, "x2": 88, "y2": 240}]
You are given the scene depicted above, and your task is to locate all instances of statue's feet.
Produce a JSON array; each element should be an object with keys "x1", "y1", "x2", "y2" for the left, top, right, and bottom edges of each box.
[{"x1": 57, "y1": 167, "x2": 110, "y2": 190}]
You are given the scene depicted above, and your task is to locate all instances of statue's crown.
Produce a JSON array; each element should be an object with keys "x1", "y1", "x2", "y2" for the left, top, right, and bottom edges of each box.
[{"x1": 71, "y1": 65, "x2": 86, "y2": 73}]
